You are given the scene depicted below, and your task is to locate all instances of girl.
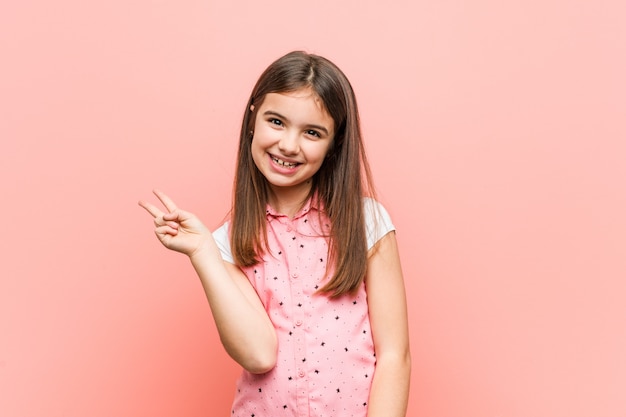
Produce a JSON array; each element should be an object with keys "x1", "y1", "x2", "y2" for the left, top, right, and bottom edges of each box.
[{"x1": 139, "y1": 51, "x2": 410, "y2": 417}]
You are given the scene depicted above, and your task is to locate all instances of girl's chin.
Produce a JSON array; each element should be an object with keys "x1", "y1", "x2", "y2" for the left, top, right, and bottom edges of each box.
[{"x1": 266, "y1": 177, "x2": 311, "y2": 193}]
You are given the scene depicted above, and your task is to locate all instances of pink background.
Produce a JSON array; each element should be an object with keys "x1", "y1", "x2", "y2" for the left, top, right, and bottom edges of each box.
[{"x1": 1, "y1": 0, "x2": 625, "y2": 416}]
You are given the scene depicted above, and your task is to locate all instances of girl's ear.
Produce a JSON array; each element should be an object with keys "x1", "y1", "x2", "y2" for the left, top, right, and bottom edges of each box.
[{"x1": 250, "y1": 104, "x2": 255, "y2": 112}]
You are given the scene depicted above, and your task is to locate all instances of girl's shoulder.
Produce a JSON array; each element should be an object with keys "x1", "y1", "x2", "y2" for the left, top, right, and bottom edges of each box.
[{"x1": 212, "y1": 198, "x2": 396, "y2": 261}]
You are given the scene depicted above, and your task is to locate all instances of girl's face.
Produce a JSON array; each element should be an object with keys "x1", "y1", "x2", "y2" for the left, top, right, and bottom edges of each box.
[{"x1": 251, "y1": 88, "x2": 335, "y2": 202}]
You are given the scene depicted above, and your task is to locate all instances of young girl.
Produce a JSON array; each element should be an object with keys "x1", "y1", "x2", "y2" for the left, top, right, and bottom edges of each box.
[{"x1": 139, "y1": 51, "x2": 410, "y2": 417}]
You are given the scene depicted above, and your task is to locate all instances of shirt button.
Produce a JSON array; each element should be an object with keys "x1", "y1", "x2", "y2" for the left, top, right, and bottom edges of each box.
[
  {"x1": 286, "y1": 226, "x2": 292, "y2": 232},
  {"x1": 291, "y1": 272, "x2": 298, "y2": 279},
  {"x1": 295, "y1": 320, "x2": 303, "y2": 326},
  {"x1": 298, "y1": 370, "x2": 305, "y2": 378}
]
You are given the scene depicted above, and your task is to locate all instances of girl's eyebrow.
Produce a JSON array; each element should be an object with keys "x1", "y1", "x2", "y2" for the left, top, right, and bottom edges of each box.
[{"x1": 263, "y1": 110, "x2": 330, "y2": 136}]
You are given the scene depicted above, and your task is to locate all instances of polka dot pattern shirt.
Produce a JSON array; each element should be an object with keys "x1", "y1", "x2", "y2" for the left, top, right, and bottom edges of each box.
[{"x1": 213, "y1": 198, "x2": 395, "y2": 417}]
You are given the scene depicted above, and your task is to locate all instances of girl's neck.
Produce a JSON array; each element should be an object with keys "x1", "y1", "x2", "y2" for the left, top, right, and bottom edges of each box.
[{"x1": 268, "y1": 182, "x2": 312, "y2": 218}]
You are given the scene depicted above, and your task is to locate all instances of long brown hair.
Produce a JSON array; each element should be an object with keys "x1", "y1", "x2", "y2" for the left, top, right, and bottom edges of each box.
[{"x1": 230, "y1": 51, "x2": 376, "y2": 297}]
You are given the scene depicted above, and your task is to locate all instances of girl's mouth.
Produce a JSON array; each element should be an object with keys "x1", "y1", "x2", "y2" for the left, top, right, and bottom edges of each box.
[{"x1": 271, "y1": 155, "x2": 299, "y2": 168}]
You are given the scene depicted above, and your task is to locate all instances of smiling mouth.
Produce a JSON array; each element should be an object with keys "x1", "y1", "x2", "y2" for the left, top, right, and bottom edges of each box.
[{"x1": 271, "y1": 155, "x2": 299, "y2": 168}]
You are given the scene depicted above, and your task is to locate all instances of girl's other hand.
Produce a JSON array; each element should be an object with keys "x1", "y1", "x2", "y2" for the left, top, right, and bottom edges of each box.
[{"x1": 138, "y1": 189, "x2": 212, "y2": 257}]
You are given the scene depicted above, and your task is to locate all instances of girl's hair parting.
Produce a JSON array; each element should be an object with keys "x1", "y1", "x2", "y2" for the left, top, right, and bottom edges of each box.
[{"x1": 230, "y1": 50, "x2": 376, "y2": 297}]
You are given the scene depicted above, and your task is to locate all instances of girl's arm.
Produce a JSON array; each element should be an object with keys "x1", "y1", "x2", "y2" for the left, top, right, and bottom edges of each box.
[
  {"x1": 365, "y1": 231, "x2": 411, "y2": 417},
  {"x1": 190, "y1": 245, "x2": 277, "y2": 373},
  {"x1": 139, "y1": 190, "x2": 277, "y2": 374}
]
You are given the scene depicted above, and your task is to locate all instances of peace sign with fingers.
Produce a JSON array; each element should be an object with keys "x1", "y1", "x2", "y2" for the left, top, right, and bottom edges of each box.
[{"x1": 139, "y1": 189, "x2": 213, "y2": 258}]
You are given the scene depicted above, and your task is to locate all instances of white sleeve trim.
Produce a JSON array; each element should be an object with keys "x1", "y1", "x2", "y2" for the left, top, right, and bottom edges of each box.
[
  {"x1": 212, "y1": 222, "x2": 234, "y2": 264},
  {"x1": 364, "y1": 197, "x2": 395, "y2": 250}
]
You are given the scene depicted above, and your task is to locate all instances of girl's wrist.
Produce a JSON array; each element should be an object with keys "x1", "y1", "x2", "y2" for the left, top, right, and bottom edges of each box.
[{"x1": 188, "y1": 238, "x2": 221, "y2": 265}]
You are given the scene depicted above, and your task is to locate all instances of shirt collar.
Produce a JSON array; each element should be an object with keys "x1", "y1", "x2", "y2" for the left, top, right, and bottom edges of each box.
[{"x1": 265, "y1": 193, "x2": 323, "y2": 220}]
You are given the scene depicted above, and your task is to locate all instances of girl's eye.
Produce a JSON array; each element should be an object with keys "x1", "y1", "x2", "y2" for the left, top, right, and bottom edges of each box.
[
  {"x1": 269, "y1": 118, "x2": 283, "y2": 126},
  {"x1": 306, "y1": 130, "x2": 321, "y2": 138}
]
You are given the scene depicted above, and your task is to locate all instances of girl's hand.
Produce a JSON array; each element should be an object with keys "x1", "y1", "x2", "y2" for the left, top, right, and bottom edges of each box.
[{"x1": 138, "y1": 189, "x2": 212, "y2": 257}]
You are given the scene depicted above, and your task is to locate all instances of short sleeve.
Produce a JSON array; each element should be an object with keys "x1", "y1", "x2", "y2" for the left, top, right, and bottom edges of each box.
[
  {"x1": 364, "y1": 197, "x2": 395, "y2": 250},
  {"x1": 212, "y1": 222, "x2": 234, "y2": 264}
]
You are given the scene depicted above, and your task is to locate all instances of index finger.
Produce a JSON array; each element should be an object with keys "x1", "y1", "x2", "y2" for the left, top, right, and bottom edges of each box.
[
  {"x1": 153, "y1": 189, "x2": 178, "y2": 213},
  {"x1": 138, "y1": 199, "x2": 163, "y2": 218}
]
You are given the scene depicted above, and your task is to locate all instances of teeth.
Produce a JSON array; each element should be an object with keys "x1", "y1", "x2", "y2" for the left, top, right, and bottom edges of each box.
[{"x1": 272, "y1": 156, "x2": 298, "y2": 168}]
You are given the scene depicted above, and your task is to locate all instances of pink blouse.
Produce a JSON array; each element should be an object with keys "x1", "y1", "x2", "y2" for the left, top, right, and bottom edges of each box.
[{"x1": 213, "y1": 198, "x2": 394, "y2": 417}]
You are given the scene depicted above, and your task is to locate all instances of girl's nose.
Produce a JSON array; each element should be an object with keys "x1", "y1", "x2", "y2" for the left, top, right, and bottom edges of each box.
[{"x1": 278, "y1": 131, "x2": 300, "y2": 155}]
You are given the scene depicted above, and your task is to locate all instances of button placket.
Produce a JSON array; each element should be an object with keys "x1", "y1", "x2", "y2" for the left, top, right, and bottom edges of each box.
[{"x1": 284, "y1": 224, "x2": 310, "y2": 414}]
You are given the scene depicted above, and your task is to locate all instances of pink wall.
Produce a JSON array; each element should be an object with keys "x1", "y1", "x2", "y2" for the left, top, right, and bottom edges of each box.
[{"x1": 1, "y1": 1, "x2": 625, "y2": 416}]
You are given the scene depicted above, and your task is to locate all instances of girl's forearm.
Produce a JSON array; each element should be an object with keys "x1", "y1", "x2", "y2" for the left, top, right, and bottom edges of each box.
[
  {"x1": 367, "y1": 352, "x2": 411, "y2": 417},
  {"x1": 189, "y1": 243, "x2": 277, "y2": 374}
]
